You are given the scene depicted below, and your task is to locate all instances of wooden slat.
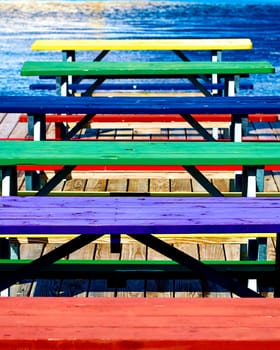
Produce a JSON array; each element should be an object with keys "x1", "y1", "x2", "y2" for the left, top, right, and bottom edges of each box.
[
  {"x1": 19, "y1": 114, "x2": 279, "y2": 123},
  {"x1": 2, "y1": 196, "x2": 280, "y2": 235},
  {"x1": 21, "y1": 61, "x2": 275, "y2": 77},
  {"x1": 2, "y1": 298, "x2": 280, "y2": 349},
  {"x1": 31, "y1": 38, "x2": 253, "y2": 51},
  {"x1": 2, "y1": 140, "x2": 280, "y2": 167},
  {"x1": 2, "y1": 96, "x2": 280, "y2": 115}
]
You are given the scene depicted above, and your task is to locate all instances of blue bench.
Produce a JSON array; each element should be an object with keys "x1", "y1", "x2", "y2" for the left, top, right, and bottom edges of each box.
[
  {"x1": 0, "y1": 196, "x2": 278, "y2": 297},
  {"x1": 29, "y1": 81, "x2": 254, "y2": 94},
  {"x1": 1, "y1": 95, "x2": 280, "y2": 142}
]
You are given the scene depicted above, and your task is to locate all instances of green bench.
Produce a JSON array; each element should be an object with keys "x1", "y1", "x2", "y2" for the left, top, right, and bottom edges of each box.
[
  {"x1": 0, "y1": 259, "x2": 275, "y2": 293},
  {"x1": 20, "y1": 61, "x2": 275, "y2": 97},
  {"x1": 1, "y1": 140, "x2": 280, "y2": 197}
]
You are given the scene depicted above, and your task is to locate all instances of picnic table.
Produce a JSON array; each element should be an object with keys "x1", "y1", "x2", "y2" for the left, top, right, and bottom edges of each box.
[{"x1": 30, "y1": 38, "x2": 254, "y2": 95}]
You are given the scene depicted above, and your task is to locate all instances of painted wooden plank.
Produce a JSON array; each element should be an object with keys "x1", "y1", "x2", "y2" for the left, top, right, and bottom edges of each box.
[
  {"x1": 29, "y1": 81, "x2": 254, "y2": 92},
  {"x1": 0, "y1": 259, "x2": 275, "y2": 288},
  {"x1": 1, "y1": 298, "x2": 280, "y2": 350},
  {"x1": 19, "y1": 113, "x2": 278, "y2": 124},
  {"x1": 1, "y1": 196, "x2": 280, "y2": 235},
  {"x1": 21, "y1": 61, "x2": 275, "y2": 77},
  {"x1": 1, "y1": 140, "x2": 280, "y2": 166},
  {"x1": 2, "y1": 96, "x2": 280, "y2": 115},
  {"x1": 31, "y1": 38, "x2": 253, "y2": 51}
]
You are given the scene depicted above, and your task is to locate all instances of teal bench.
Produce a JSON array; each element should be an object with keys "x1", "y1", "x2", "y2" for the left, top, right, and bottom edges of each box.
[{"x1": 20, "y1": 61, "x2": 275, "y2": 97}]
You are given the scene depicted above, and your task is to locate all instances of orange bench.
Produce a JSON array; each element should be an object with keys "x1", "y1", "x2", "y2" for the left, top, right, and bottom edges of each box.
[{"x1": 0, "y1": 297, "x2": 280, "y2": 350}]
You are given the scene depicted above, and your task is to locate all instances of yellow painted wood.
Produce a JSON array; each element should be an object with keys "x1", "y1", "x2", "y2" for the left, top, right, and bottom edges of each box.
[
  {"x1": 6, "y1": 233, "x2": 276, "y2": 240},
  {"x1": 31, "y1": 38, "x2": 253, "y2": 51}
]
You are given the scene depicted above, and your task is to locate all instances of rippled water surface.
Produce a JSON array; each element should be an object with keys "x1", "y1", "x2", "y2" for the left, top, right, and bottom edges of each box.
[{"x1": 0, "y1": 0, "x2": 279, "y2": 95}]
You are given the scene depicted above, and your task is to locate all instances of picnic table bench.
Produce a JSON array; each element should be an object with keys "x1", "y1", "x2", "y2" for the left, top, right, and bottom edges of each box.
[
  {"x1": 20, "y1": 60, "x2": 274, "y2": 97},
  {"x1": 31, "y1": 38, "x2": 253, "y2": 62},
  {"x1": 1, "y1": 95, "x2": 280, "y2": 142},
  {"x1": 0, "y1": 196, "x2": 279, "y2": 297},
  {"x1": 1, "y1": 297, "x2": 280, "y2": 349},
  {"x1": 1, "y1": 140, "x2": 280, "y2": 197}
]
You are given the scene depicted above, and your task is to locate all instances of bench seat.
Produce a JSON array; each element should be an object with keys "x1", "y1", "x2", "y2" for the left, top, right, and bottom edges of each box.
[
  {"x1": 0, "y1": 259, "x2": 275, "y2": 285},
  {"x1": 19, "y1": 112, "x2": 278, "y2": 123},
  {"x1": 1, "y1": 140, "x2": 280, "y2": 167},
  {"x1": 2, "y1": 95, "x2": 280, "y2": 114},
  {"x1": 29, "y1": 81, "x2": 254, "y2": 92},
  {"x1": 2, "y1": 95, "x2": 280, "y2": 141},
  {"x1": 1, "y1": 140, "x2": 280, "y2": 196},
  {"x1": 1, "y1": 196, "x2": 280, "y2": 235},
  {"x1": 21, "y1": 61, "x2": 274, "y2": 77},
  {"x1": 21, "y1": 61, "x2": 274, "y2": 97},
  {"x1": 1, "y1": 297, "x2": 280, "y2": 350}
]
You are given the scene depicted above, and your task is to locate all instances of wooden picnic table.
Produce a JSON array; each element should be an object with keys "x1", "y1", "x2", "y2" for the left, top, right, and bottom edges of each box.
[
  {"x1": 20, "y1": 60, "x2": 274, "y2": 97},
  {"x1": 30, "y1": 38, "x2": 253, "y2": 95}
]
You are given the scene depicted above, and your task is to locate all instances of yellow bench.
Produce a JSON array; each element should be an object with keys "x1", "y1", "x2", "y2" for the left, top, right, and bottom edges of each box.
[{"x1": 31, "y1": 38, "x2": 253, "y2": 62}]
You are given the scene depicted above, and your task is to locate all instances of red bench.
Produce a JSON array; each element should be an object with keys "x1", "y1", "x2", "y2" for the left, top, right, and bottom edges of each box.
[
  {"x1": 19, "y1": 112, "x2": 278, "y2": 140},
  {"x1": 0, "y1": 297, "x2": 280, "y2": 350},
  {"x1": 19, "y1": 112, "x2": 278, "y2": 123}
]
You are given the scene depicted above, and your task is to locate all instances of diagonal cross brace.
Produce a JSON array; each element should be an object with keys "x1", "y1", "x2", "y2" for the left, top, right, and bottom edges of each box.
[
  {"x1": 129, "y1": 233, "x2": 262, "y2": 298},
  {"x1": 181, "y1": 114, "x2": 217, "y2": 141},
  {"x1": 35, "y1": 165, "x2": 76, "y2": 196},
  {"x1": 0, "y1": 234, "x2": 104, "y2": 293},
  {"x1": 65, "y1": 114, "x2": 97, "y2": 140},
  {"x1": 184, "y1": 165, "x2": 223, "y2": 197}
]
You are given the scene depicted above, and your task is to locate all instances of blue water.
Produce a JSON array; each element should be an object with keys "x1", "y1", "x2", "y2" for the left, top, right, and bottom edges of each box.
[{"x1": 0, "y1": 0, "x2": 279, "y2": 96}]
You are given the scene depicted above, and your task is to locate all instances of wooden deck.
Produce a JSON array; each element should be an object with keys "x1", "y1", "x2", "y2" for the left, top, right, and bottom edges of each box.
[{"x1": 1, "y1": 112, "x2": 279, "y2": 297}]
